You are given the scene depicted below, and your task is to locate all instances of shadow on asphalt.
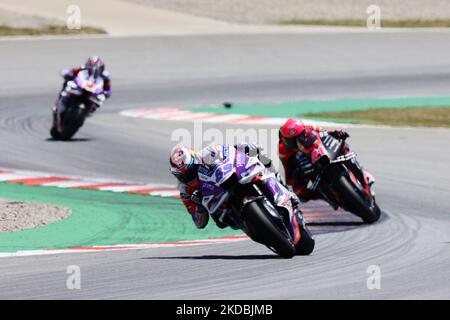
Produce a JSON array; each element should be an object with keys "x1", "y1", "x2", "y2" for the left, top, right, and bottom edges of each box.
[
  {"x1": 142, "y1": 254, "x2": 282, "y2": 260},
  {"x1": 306, "y1": 221, "x2": 365, "y2": 227},
  {"x1": 141, "y1": 216, "x2": 389, "y2": 260},
  {"x1": 45, "y1": 138, "x2": 93, "y2": 142}
]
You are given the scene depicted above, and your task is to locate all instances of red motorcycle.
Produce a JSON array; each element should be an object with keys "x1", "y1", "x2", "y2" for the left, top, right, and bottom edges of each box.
[{"x1": 300, "y1": 131, "x2": 381, "y2": 223}]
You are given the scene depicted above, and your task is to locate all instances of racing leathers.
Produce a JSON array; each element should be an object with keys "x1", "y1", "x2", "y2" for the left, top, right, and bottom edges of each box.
[
  {"x1": 61, "y1": 66, "x2": 111, "y2": 97},
  {"x1": 55, "y1": 66, "x2": 111, "y2": 114},
  {"x1": 279, "y1": 125, "x2": 372, "y2": 202},
  {"x1": 176, "y1": 143, "x2": 302, "y2": 229}
]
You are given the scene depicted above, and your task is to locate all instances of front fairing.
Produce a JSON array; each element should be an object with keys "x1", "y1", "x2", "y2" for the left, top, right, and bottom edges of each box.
[
  {"x1": 199, "y1": 146, "x2": 284, "y2": 214},
  {"x1": 200, "y1": 182, "x2": 229, "y2": 215},
  {"x1": 74, "y1": 70, "x2": 104, "y2": 96},
  {"x1": 64, "y1": 80, "x2": 83, "y2": 96},
  {"x1": 199, "y1": 145, "x2": 300, "y2": 243}
]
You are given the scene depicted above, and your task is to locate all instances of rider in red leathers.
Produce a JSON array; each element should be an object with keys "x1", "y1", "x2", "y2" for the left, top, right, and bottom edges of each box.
[
  {"x1": 169, "y1": 145, "x2": 209, "y2": 228},
  {"x1": 278, "y1": 118, "x2": 374, "y2": 203}
]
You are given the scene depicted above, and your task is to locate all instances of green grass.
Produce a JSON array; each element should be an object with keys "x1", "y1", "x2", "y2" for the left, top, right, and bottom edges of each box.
[
  {"x1": 0, "y1": 24, "x2": 107, "y2": 36},
  {"x1": 0, "y1": 182, "x2": 241, "y2": 252},
  {"x1": 188, "y1": 97, "x2": 450, "y2": 119},
  {"x1": 278, "y1": 19, "x2": 450, "y2": 28},
  {"x1": 304, "y1": 107, "x2": 450, "y2": 127}
]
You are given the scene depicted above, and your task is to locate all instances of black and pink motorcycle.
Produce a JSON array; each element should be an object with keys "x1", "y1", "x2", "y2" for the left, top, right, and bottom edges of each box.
[{"x1": 303, "y1": 131, "x2": 381, "y2": 223}]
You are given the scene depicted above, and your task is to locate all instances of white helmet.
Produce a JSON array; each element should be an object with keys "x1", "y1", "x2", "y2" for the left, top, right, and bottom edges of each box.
[{"x1": 169, "y1": 145, "x2": 200, "y2": 183}]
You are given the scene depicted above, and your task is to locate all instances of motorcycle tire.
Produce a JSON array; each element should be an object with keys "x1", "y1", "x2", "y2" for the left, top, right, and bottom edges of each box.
[
  {"x1": 60, "y1": 125, "x2": 80, "y2": 141},
  {"x1": 243, "y1": 200, "x2": 296, "y2": 258},
  {"x1": 335, "y1": 175, "x2": 380, "y2": 223},
  {"x1": 295, "y1": 224, "x2": 315, "y2": 255},
  {"x1": 59, "y1": 107, "x2": 85, "y2": 140}
]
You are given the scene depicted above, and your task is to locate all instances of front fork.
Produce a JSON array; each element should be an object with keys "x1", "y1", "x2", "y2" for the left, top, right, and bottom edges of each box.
[
  {"x1": 53, "y1": 93, "x2": 67, "y2": 131},
  {"x1": 345, "y1": 159, "x2": 374, "y2": 197},
  {"x1": 52, "y1": 107, "x2": 61, "y2": 132},
  {"x1": 342, "y1": 142, "x2": 374, "y2": 191},
  {"x1": 258, "y1": 177, "x2": 302, "y2": 245}
]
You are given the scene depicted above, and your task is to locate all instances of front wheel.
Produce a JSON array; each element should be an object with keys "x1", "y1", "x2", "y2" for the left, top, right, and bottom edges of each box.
[
  {"x1": 59, "y1": 107, "x2": 86, "y2": 140},
  {"x1": 295, "y1": 224, "x2": 315, "y2": 255},
  {"x1": 50, "y1": 127, "x2": 60, "y2": 140},
  {"x1": 243, "y1": 201, "x2": 296, "y2": 258},
  {"x1": 59, "y1": 124, "x2": 80, "y2": 141},
  {"x1": 335, "y1": 175, "x2": 380, "y2": 223}
]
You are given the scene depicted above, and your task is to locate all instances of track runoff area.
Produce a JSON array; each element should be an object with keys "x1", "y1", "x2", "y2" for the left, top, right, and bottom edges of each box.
[
  {"x1": 1, "y1": 30, "x2": 449, "y2": 305},
  {"x1": 0, "y1": 98, "x2": 393, "y2": 256},
  {"x1": 0, "y1": 166, "x2": 361, "y2": 257}
]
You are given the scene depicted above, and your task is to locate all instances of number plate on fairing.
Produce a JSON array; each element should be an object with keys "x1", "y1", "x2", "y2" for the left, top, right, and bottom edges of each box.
[{"x1": 319, "y1": 132, "x2": 341, "y2": 159}]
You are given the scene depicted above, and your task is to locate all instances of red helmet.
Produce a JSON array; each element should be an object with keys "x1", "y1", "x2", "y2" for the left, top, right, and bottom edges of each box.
[{"x1": 280, "y1": 118, "x2": 306, "y2": 149}]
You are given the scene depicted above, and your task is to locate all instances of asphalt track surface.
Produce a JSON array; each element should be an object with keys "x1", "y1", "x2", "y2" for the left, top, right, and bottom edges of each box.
[{"x1": 0, "y1": 31, "x2": 449, "y2": 299}]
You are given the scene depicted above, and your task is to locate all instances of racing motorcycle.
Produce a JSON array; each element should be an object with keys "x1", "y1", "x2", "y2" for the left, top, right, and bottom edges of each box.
[
  {"x1": 50, "y1": 69, "x2": 105, "y2": 140},
  {"x1": 302, "y1": 131, "x2": 381, "y2": 223},
  {"x1": 199, "y1": 146, "x2": 315, "y2": 258}
]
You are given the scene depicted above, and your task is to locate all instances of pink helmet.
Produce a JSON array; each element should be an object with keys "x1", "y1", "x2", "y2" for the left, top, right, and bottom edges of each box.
[
  {"x1": 280, "y1": 118, "x2": 305, "y2": 139},
  {"x1": 280, "y1": 118, "x2": 306, "y2": 149}
]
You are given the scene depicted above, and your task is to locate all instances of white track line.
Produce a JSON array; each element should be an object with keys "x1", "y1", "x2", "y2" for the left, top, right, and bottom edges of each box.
[
  {"x1": 0, "y1": 168, "x2": 352, "y2": 258},
  {"x1": 119, "y1": 107, "x2": 356, "y2": 128},
  {"x1": 0, "y1": 236, "x2": 249, "y2": 258},
  {"x1": 0, "y1": 168, "x2": 178, "y2": 196},
  {"x1": 42, "y1": 180, "x2": 97, "y2": 188}
]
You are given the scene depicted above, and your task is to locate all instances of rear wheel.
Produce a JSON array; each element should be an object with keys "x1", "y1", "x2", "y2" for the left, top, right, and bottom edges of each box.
[
  {"x1": 335, "y1": 175, "x2": 380, "y2": 223},
  {"x1": 243, "y1": 201, "x2": 296, "y2": 258}
]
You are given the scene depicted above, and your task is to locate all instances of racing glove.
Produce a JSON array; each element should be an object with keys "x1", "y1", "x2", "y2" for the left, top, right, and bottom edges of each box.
[
  {"x1": 96, "y1": 94, "x2": 106, "y2": 106},
  {"x1": 235, "y1": 143, "x2": 272, "y2": 168},
  {"x1": 104, "y1": 90, "x2": 111, "y2": 98},
  {"x1": 328, "y1": 130, "x2": 349, "y2": 140},
  {"x1": 235, "y1": 142, "x2": 260, "y2": 156}
]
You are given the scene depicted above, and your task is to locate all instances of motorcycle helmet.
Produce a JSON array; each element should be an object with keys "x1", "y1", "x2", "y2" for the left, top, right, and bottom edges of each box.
[
  {"x1": 169, "y1": 145, "x2": 200, "y2": 184},
  {"x1": 85, "y1": 55, "x2": 104, "y2": 79},
  {"x1": 280, "y1": 118, "x2": 306, "y2": 149}
]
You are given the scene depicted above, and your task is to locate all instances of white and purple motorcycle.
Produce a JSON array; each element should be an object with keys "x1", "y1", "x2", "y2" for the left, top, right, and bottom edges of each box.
[
  {"x1": 50, "y1": 69, "x2": 106, "y2": 140},
  {"x1": 199, "y1": 145, "x2": 315, "y2": 258}
]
